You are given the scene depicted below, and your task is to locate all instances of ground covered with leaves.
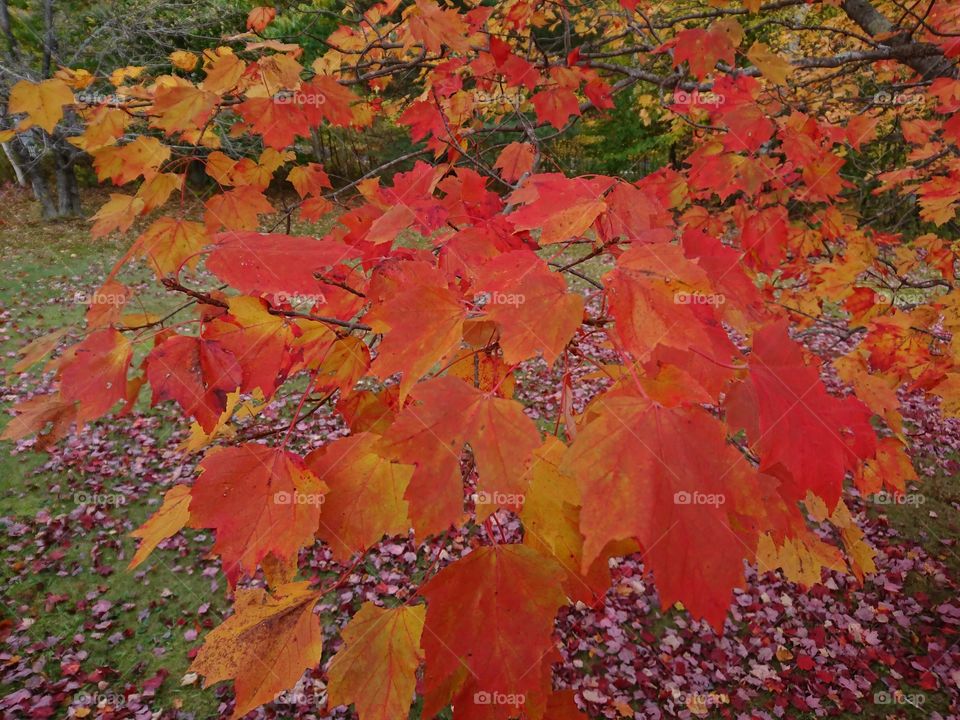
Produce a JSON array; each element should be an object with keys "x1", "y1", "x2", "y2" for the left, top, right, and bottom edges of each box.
[{"x1": 1, "y1": 187, "x2": 958, "y2": 719}]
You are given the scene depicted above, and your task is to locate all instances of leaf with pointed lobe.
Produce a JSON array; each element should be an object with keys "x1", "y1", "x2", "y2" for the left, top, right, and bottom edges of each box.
[
  {"x1": 474, "y1": 249, "x2": 584, "y2": 365},
  {"x1": 380, "y1": 375, "x2": 542, "y2": 537},
  {"x1": 420, "y1": 544, "x2": 567, "y2": 719},
  {"x1": 1, "y1": 393, "x2": 76, "y2": 449},
  {"x1": 728, "y1": 321, "x2": 877, "y2": 510},
  {"x1": 190, "y1": 581, "x2": 322, "y2": 719},
  {"x1": 8, "y1": 78, "x2": 74, "y2": 132},
  {"x1": 531, "y1": 86, "x2": 581, "y2": 130},
  {"x1": 305, "y1": 433, "x2": 413, "y2": 560},
  {"x1": 247, "y1": 6, "x2": 277, "y2": 32},
  {"x1": 365, "y1": 262, "x2": 466, "y2": 401},
  {"x1": 92, "y1": 136, "x2": 171, "y2": 185},
  {"x1": 59, "y1": 329, "x2": 132, "y2": 424},
  {"x1": 128, "y1": 484, "x2": 192, "y2": 569},
  {"x1": 145, "y1": 335, "x2": 242, "y2": 433},
  {"x1": 91, "y1": 194, "x2": 145, "y2": 238},
  {"x1": 150, "y1": 84, "x2": 218, "y2": 135},
  {"x1": 327, "y1": 603, "x2": 425, "y2": 720},
  {"x1": 11, "y1": 329, "x2": 69, "y2": 373},
  {"x1": 204, "y1": 186, "x2": 274, "y2": 232},
  {"x1": 507, "y1": 174, "x2": 612, "y2": 244},
  {"x1": 128, "y1": 217, "x2": 209, "y2": 278},
  {"x1": 494, "y1": 142, "x2": 536, "y2": 183},
  {"x1": 190, "y1": 445, "x2": 326, "y2": 585},
  {"x1": 562, "y1": 395, "x2": 760, "y2": 629},
  {"x1": 287, "y1": 163, "x2": 331, "y2": 198}
]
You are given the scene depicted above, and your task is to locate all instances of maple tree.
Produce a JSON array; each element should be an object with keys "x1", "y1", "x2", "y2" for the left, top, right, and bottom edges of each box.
[{"x1": 3, "y1": 0, "x2": 960, "y2": 718}]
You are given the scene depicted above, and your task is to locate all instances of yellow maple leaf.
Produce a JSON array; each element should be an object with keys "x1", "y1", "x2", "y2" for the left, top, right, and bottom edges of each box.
[{"x1": 8, "y1": 78, "x2": 74, "y2": 132}]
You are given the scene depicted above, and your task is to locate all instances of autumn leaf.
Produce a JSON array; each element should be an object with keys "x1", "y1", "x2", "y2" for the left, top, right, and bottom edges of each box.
[
  {"x1": 305, "y1": 433, "x2": 413, "y2": 560},
  {"x1": 507, "y1": 174, "x2": 611, "y2": 244},
  {"x1": 8, "y1": 78, "x2": 74, "y2": 132},
  {"x1": 747, "y1": 41, "x2": 794, "y2": 85},
  {"x1": 365, "y1": 262, "x2": 466, "y2": 401},
  {"x1": 189, "y1": 444, "x2": 327, "y2": 585},
  {"x1": 205, "y1": 186, "x2": 274, "y2": 232},
  {"x1": 473, "y1": 249, "x2": 584, "y2": 364},
  {"x1": 563, "y1": 395, "x2": 761, "y2": 629},
  {"x1": 90, "y1": 194, "x2": 145, "y2": 238},
  {"x1": 206, "y1": 232, "x2": 354, "y2": 296},
  {"x1": 190, "y1": 581, "x2": 322, "y2": 719},
  {"x1": 494, "y1": 142, "x2": 536, "y2": 183},
  {"x1": 129, "y1": 217, "x2": 208, "y2": 277},
  {"x1": 247, "y1": 6, "x2": 277, "y2": 32},
  {"x1": 11, "y1": 329, "x2": 68, "y2": 373},
  {"x1": 59, "y1": 329, "x2": 132, "y2": 424},
  {"x1": 728, "y1": 321, "x2": 878, "y2": 510},
  {"x1": 327, "y1": 603, "x2": 425, "y2": 720},
  {"x1": 420, "y1": 544, "x2": 566, "y2": 717},
  {"x1": 128, "y1": 484, "x2": 192, "y2": 568},
  {"x1": 380, "y1": 376, "x2": 542, "y2": 537},
  {"x1": 145, "y1": 335, "x2": 242, "y2": 433}
]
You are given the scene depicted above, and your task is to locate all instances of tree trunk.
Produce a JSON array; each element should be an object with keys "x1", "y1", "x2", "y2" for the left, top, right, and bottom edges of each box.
[
  {"x1": 1, "y1": 142, "x2": 27, "y2": 186},
  {"x1": 55, "y1": 150, "x2": 81, "y2": 216},
  {"x1": 6, "y1": 135, "x2": 57, "y2": 219},
  {"x1": 841, "y1": 0, "x2": 957, "y2": 80}
]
